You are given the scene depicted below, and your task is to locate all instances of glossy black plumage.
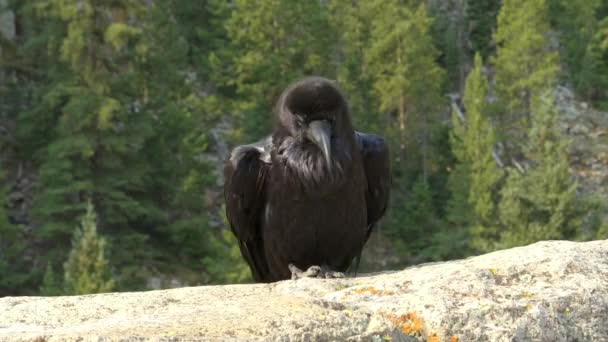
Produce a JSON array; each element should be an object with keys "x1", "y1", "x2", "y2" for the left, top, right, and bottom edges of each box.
[{"x1": 224, "y1": 77, "x2": 390, "y2": 282}]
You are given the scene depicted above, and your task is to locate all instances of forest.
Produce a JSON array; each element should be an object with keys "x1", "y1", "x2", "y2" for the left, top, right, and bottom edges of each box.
[{"x1": 0, "y1": 0, "x2": 607, "y2": 296}]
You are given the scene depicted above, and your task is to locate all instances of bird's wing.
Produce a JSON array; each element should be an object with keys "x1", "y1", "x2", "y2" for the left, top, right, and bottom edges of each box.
[
  {"x1": 224, "y1": 136, "x2": 272, "y2": 282},
  {"x1": 356, "y1": 132, "x2": 391, "y2": 233}
]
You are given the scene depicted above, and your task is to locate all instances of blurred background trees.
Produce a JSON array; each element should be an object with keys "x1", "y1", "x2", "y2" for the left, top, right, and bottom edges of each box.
[{"x1": 0, "y1": 0, "x2": 606, "y2": 295}]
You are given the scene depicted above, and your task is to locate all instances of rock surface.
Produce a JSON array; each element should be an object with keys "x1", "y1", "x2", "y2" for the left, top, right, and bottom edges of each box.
[
  {"x1": 1, "y1": 240, "x2": 607, "y2": 342},
  {"x1": 556, "y1": 86, "x2": 608, "y2": 213}
]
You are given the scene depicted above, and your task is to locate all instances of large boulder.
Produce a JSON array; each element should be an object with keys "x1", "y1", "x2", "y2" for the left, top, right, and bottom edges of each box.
[{"x1": 1, "y1": 240, "x2": 607, "y2": 341}]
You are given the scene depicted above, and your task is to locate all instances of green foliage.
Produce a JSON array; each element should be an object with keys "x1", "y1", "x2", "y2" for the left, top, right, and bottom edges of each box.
[
  {"x1": 30, "y1": 0, "x2": 153, "y2": 242},
  {"x1": 0, "y1": 176, "x2": 29, "y2": 295},
  {"x1": 386, "y1": 176, "x2": 441, "y2": 263},
  {"x1": 597, "y1": 222, "x2": 608, "y2": 239},
  {"x1": 366, "y1": 1, "x2": 445, "y2": 177},
  {"x1": 465, "y1": 0, "x2": 500, "y2": 58},
  {"x1": 1, "y1": 0, "x2": 229, "y2": 294},
  {"x1": 448, "y1": 53, "x2": 502, "y2": 253},
  {"x1": 328, "y1": 1, "x2": 380, "y2": 133},
  {"x1": 203, "y1": 212, "x2": 252, "y2": 284},
  {"x1": 492, "y1": 0, "x2": 559, "y2": 143},
  {"x1": 578, "y1": 17, "x2": 608, "y2": 108},
  {"x1": 39, "y1": 263, "x2": 64, "y2": 296},
  {"x1": 63, "y1": 201, "x2": 115, "y2": 295},
  {"x1": 548, "y1": 0, "x2": 607, "y2": 105},
  {"x1": 365, "y1": 2, "x2": 444, "y2": 121},
  {"x1": 430, "y1": 2, "x2": 465, "y2": 90},
  {"x1": 498, "y1": 98, "x2": 584, "y2": 247},
  {"x1": 362, "y1": 1, "x2": 451, "y2": 265}
]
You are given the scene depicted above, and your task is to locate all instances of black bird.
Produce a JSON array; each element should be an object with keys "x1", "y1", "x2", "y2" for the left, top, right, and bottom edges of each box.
[{"x1": 224, "y1": 77, "x2": 390, "y2": 282}]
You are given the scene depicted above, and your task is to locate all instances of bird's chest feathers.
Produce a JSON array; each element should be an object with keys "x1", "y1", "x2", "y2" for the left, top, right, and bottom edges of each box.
[{"x1": 272, "y1": 138, "x2": 358, "y2": 196}]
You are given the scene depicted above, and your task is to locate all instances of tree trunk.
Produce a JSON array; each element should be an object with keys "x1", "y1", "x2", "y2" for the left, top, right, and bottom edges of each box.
[{"x1": 399, "y1": 94, "x2": 407, "y2": 163}]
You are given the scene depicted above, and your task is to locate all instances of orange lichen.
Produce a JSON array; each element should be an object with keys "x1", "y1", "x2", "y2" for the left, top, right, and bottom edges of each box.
[
  {"x1": 450, "y1": 336, "x2": 459, "y2": 342},
  {"x1": 427, "y1": 333, "x2": 440, "y2": 342},
  {"x1": 352, "y1": 287, "x2": 394, "y2": 296},
  {"x1": 383, "y1": 312, "x2": 423, "y2": 335},
  {"x1": 354, "y1": 287, "x2": 379, "y2": 295}
]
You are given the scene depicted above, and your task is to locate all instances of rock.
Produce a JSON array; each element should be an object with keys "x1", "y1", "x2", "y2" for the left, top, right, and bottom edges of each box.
[
  {"x1": 554, "y1": 86, "x2": 608, "y2": 224},
  {"x1": 0, "y1": 1, "x2": 15, "y2": 42},
  {"x1": 570, "y1": 123, "x2": 590, "y2": 135},
  {"x1": 1, "y1": 240, "x2": 607, "y2": 341}
]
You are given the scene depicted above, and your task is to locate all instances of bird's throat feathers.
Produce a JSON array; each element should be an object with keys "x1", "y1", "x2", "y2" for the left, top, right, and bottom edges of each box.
[{"x1": 274, "y1": 136, "x2": 353, "y2": 196}]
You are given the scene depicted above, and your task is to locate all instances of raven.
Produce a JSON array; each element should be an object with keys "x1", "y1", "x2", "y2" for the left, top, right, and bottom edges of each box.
[{"x1": 224, "y1": 77, "x2": 390, "y2": 282}]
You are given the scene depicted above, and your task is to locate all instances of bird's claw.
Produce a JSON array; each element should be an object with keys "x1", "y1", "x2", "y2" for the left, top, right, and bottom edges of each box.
[
  {"x1": 323, "y1": 270, "x2": 345, "y2": 279},
  {"x1": 289, "y1": 263, "x2": 344, "y2": 280},
  {"x1": 289, "y1": 263, "x2": 320, "y2": 279}
]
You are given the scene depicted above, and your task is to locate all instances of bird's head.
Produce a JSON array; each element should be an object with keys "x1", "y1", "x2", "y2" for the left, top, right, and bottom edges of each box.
[{"x1": 276, "y1": 77, "x2": 352, "y2": 168}]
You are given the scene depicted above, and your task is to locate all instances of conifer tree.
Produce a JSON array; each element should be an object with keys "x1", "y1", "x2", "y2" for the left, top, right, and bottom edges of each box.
[
  {"x1": 0, "y1": 175, "x2": 28, "y2": 295},
  {"x1": 465, "y1": 0, "x2": 500, "y2": 59},
  {"x1": 64, "y1": 201, "x2": 115, "y2": 295},
  {"x1": 448, "y1": 53, "x2": 502, "y2": 252},
  {"x1": 31, "y1": 0, "x2": 152, "y2": 239},
  {"x1": 492, "y1": 0, "x2": 559, "y2": 144},
  {"x1": 597, "y1": 222, "x2": 608, "y2": 240},
  {"x1": 328, "y1": 0, "x2": 379, "y2": 133},
  {"x1": 434, "y1": 4, "x2": 466, "y2": 92},
  {"x1": 548, "y1": 0, "x2": 603, "y2": 103},
  {"x1": 578, "y1": 17, "x2": 608, "y2": 107},
  {"x1": 498, "y1": 98, "x2": 583, "y2": 247},
  {"x1": 386, "y1": 176, "x2": 440, "y2": 263},
  {"x1": 39, "y1": 262, "x2": 63, "y2": 296},
  {"x1": 363, "y1": 1, "x2": 446, "y2": 263},
  {"x1": 365, "y1": 1, "x2": 444, "y2": 179}
]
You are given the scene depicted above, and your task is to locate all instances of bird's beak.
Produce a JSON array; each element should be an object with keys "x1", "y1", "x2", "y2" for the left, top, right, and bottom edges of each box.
[{"x1": 307, "y1": 120, "x2": 332, "y2": 168}]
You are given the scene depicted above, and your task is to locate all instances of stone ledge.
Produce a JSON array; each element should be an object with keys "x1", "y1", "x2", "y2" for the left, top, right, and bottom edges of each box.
[{"x1": 1, "y1": 240, "x2": 607, "y2": 341}]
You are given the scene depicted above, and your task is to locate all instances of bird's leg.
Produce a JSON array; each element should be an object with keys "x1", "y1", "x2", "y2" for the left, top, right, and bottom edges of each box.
[
  {"x1": 320, "y1": 264, "x2": 345, "y2": 279},
  {"x1": 289, "y1": 263, "x2": 322, "y2": 280}
]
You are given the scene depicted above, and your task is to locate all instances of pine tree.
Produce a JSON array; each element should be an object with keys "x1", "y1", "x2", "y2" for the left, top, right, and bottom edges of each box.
[
  {"x1": 64, "y1": 201, "x2": 115, "y2": 295},
  {"x1": 4, "y1": 0, "x2": 234, "y2": 292},
  {"x1": 328, "y1": 0, "x2": 380, "y2": 133},
  {"x1": 143, "y1": 2, "x2": 255, "y2": 287},
  {"x1": 448, "y1": 53, "x2": 502, "y2": 253},
  {"x1": 386, "y1": 176, "x2": 440, "y2": 263},
  {"x1": 0, "y1": 173, "x2": 28, "y2": 295},
  {"x1": 30, "y1": 0, "x2": 153, "y2": 239},
  {"x1": 597, "y1": 222, "x2": 608, "y2": 239},
  {"x1": 578, "y1": 17, "x2": 608, "y2": 107},
  {"x1": 465, "y1": 0, "x2": 500, "y2": 59},
  {"x1": 365, "y1": 1, "x2": 445, "y2": 179},
  {"x1": 39, "y1": 262, "x2": 63, "y2": 296},
  {"x1": 492, "y1": 0, "x2": 559, "y2": 144},
  {"x1": 498, "y1": 98, "x2": 583, "y2": 247},
  {"x1": 433, "y1": 2, "x2": 466, "y2": 92},
  {"x1": 361, "y1": 1, "x2": 447, "y2": 264},
  {"x1": 548, "y1": 0, "x2": 603, "y2": 103}
]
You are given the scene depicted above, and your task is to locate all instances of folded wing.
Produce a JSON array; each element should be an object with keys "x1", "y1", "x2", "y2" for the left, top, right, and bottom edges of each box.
[
  {"x1": 356, "y1": 132, "x2": 391, "y2": 236},
  {"x1": 223, "y1": 137, "x2": 271, "y2": 282}
]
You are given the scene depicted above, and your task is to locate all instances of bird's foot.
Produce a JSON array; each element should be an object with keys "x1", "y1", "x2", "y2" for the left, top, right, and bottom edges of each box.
[
  {"x1": 288, "y1": 263, "x2": 345, "y2": 280},
  {"x1": 289, "y1": 264, "x2": 321, "y2": 279}
]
